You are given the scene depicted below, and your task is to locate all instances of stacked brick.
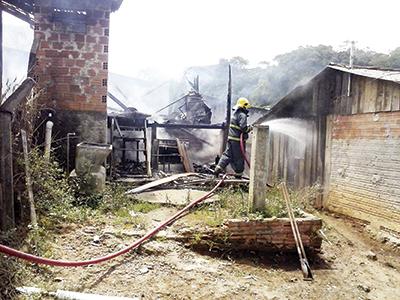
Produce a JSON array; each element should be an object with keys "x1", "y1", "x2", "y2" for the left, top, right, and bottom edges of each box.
[
  {"x1": 222, "y1": 216, "x2": 322, "y2": 251},
  {"x1": 180, "y1": 213, "x2": 322, "y2": 252}
]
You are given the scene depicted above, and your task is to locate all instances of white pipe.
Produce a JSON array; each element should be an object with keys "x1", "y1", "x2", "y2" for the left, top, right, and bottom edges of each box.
[
  {"x1": 17, "y1": 287, "x2": 138, "y2": 300},
  {"x1": 53, "y1": 290, "x2": 138, "y2": 300},
  {"x1": 44, "y1": 120, "x2": 54, "y2": 161}
]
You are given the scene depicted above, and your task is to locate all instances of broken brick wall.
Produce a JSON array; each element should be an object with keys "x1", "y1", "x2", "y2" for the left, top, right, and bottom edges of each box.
[
  {"x1": 180, "y1": 215, "x2": 323, "y2": 252},
  {"x1": 32, "y1": 0, "x2": 116, "y2": 144}
]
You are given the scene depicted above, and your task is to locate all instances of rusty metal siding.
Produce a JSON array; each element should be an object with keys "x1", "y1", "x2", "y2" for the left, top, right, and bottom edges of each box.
[{"x1": 326, "y1": 112, "x2": 400, "y2": 232}]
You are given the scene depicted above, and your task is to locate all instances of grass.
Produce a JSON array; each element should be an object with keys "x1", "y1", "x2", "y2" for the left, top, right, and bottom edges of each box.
[{"x1": 185, "y1": 183, "x2": 318, "y2": 227}]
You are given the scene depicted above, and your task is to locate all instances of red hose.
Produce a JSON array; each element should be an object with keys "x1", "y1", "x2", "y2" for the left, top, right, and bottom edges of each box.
[
  {"x1": 240, "y1": 133, "x2": 250, "y2": 168},
  {"x1": 0, "y1": 174, "x2": 228, "y2": 267}
]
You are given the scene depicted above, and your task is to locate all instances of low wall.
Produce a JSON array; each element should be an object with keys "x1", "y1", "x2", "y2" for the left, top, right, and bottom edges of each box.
[{"x1": 180, "y1": 213, "x2": 322, "y2": 252}]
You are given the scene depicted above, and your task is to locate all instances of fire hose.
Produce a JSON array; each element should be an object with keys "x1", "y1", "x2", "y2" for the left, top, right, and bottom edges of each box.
[
  {"x1": 240, "y1": 133, "x2": 250, "y2": 168},
  {"x1": 0, "y1": 134, "x2": 251, "y2": 267},
  {"x1": 0, "y1": 175, "x2": 229, "y2": 267}
]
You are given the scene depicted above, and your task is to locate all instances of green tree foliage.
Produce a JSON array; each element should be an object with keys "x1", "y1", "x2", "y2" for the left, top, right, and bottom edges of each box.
[{"x1": 181, "y1": 45, "x2": 400, "y2": 107}]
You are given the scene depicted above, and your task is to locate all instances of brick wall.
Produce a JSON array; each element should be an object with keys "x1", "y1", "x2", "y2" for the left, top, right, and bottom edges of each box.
[
  {"x1": 30, "y1": 1, "x2": 117, "y2": 144},
  {"x1": 33, "y1": 4, "x2": 110, "y2": 113},
  {"x1": 326, "y1": 112, "x2": 400, "y2": 232}
]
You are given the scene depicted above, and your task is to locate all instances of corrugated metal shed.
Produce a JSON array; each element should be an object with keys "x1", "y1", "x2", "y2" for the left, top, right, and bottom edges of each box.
[
  {"x1": 329, "y1": 64, "x2": 400, "y2": 84},
  {"x1": 257, "y1": 62, "x2": 400, "y2": 233},
  {"x1": 256, "y1": 63, "x2": 400, "y2": 124}
]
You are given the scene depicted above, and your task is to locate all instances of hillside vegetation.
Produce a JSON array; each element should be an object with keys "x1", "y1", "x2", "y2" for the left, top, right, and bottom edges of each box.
[{"x1": 181, "y1": 45, "x2": 400, "y2": 107}]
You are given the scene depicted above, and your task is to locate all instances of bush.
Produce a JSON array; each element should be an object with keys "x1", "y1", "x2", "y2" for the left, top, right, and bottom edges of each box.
[{"x1": 23, "y1": 150, "x2": 75, "y2": 218}]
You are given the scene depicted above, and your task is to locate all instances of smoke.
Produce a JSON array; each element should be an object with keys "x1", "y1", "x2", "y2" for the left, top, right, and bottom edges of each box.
[
  {"x1": 2, "y1": 18, "x2": 33, "y2": 98},
  {"x1": 108, "y1": 72, "x2": 172, "y2": 114},
  {"x1": 262, "y1": 118, "x2": 314, "y2": 157},
  {"x1": 187, "y1": 129, "x2": 223, "y2": 163}
]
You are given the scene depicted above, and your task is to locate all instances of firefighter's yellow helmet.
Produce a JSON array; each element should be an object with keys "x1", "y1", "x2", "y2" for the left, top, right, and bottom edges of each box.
[{"x1": 236, "y1": 97, "x2": 251, "y2": 109}]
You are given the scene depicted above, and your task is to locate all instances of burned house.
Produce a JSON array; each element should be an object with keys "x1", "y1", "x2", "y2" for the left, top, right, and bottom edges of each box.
[
  {"x1": 260, "y1": 63, "x2": 400, "y2": 233},
  {"x1": 108, "y1": 75, "x2": 226, "y2": 177}
]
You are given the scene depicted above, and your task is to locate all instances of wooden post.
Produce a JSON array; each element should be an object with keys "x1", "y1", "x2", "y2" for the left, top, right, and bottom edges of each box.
[
  {"x1": 21, "y1": 129, "x2": 37, "y2": 227},
  {"x1": 0, "y1": 112, "x2": 13, "y2": 229},
  {"x1": 248, "y1": 125, "x2": 270, "y2": 212},
  {"x1": 150, "y1": 124, "x2": 158, "y2": 171},
  {"x1": 144, "y1": 120, "x2": 152, "y2": 177},
  {"x1": 221, "y1": 65, "x2": 231, "y2": 154}
]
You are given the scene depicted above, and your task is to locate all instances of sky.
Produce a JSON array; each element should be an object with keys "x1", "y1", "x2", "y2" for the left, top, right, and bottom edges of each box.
[
  {"x1": 2, "y1": 0, "x2": 400, "y2": 81},
  {"x1": 108, "y1": 0, "x2": 400, "y2": 79}
]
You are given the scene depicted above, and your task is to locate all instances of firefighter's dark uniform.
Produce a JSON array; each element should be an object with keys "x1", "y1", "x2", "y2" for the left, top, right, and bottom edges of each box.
[{"x1": 215, "y1": 107, "x2": 251, "y2": 177}]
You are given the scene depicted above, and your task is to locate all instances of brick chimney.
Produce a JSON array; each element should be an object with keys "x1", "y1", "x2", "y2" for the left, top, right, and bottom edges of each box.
[{"x1": 32, "y1": 0, "x2": 122, "y2": 144}]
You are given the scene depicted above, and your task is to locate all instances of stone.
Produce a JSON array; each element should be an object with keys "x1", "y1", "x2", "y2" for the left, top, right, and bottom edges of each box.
[
  {"x1": 357, "y1": 284, "x2": 371, "y2": 293},
  {"x1": 138, "y1": 266, "x2": 149, "y2": 275},
  {"x1": 366, "y1": 251, "x2": 377, "y2": 261},
  {"x1": 92, "y1": 235, "x2": 100, "y2": 244}
]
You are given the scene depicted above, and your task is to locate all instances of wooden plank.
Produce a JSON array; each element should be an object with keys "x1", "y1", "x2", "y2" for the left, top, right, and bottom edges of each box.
[
  {"x1": 364, "y1": 79, "x2": 378, "y2": 113},
  {"x1": 114, "y1": 118, "x2": 123, "y2": 137},
  {"x1": 317, "y1": 116, "x2": 326, "y2": 184},
  {"x1": 0, "y1": 78, "x2": 35, "y2": 112},
  {"x1": 346, "y1": 75, "x2": 354, "y2": 114},
  {"x1": 341, "y1": 74, "x2": 349, "y2": 115},
  {"x1": 351, "y1": 76, "x2": 359, "y2": 114},
  {"x1": 304, "y1": 123, "x2": 312, "y2": 186},
  {"x1": 0, "y1": 8, "x2": 2, "y2": 100},
  {"x1": 311, "y1": 121, "x2": 318, "y2": 184},
  {"x1": 312, "y1": 84, "x2": 319, "y2": 115},
  {"x1": 392, "y1": 84, "x2": 400, "y2": 111},
  {"x1": 272, "y1": 133, "x2": 279, "y2": 181},
  {"x1": 126, "y1": 173, "x2": 198, "y2": 194},
  {"x1": 359, "y1": 77, "x2": 366, "y2": 113},
  {"x1": 383, "y1": 82, "x2": 393, "y2": 112},
  {"x1": 334, "y1": 73, "x2": 342, "y2": 114},
  {"x1": 322, "y1": 115, "x2": 333, "y2": 208},
  {"x1": 375, "y1": 81, "x2": 384, "y2": 112},
  {"x1": 176, "y1": 138, "x2": 194, "y2": 173},
  {"x1": 283, "y1": 137, "x2": 288, "y2": 182},
  {"x1": 267, "y1": 136, "x2": 274, "y2": 184},
  {"x1": 145, "y1": 125, "x2": 152, "y2": 177},
  {"x1": 279, "y1": 134, "x2": 284, "y2": 178},
  {"x1": 298, "y1": 159, "x2": 305, "y2": 188},
  {"x1": 21, "y1": 129, "x2": 37, "y2": 227}
]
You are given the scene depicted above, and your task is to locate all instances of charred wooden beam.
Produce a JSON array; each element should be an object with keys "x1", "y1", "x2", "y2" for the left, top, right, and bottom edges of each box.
[
  {"x1": 221, "y1": 65, "x2": 232, "y2": 153},
  {"x1": 1, "y1": 1, "x2": 34, "y2": 25},
  {"x1": 107, "y1": 92, "x2": 129, "y2": 111},
  {"x1": 148, "y1": 122, "x2": 224, "y2": 130}
]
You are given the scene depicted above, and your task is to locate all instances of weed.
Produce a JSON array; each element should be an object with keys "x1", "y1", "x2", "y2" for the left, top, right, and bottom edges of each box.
[{"x1": 130, "y1": 202, "x2": 161, "y2": 213}]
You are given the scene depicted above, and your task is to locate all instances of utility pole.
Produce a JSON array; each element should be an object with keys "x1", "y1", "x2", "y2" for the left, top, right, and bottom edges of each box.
[{"x1": 349, "y1": 40, "x2": 355, "y2": 68}]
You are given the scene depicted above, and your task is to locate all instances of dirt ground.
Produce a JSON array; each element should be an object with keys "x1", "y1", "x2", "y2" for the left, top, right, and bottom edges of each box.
[{"x1": 16, "y1": 207, "x2": 400, "y2": 300}]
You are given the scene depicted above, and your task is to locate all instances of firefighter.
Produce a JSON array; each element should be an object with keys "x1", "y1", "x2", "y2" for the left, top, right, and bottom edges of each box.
[{"x1": 214, "y1": 97, "x2": 252, "y2": 178}]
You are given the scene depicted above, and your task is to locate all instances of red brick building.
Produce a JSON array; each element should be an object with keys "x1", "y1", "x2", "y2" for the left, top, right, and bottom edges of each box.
[{"x1": 32, "y1": 0, "x2": 122, "y2": 143}]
